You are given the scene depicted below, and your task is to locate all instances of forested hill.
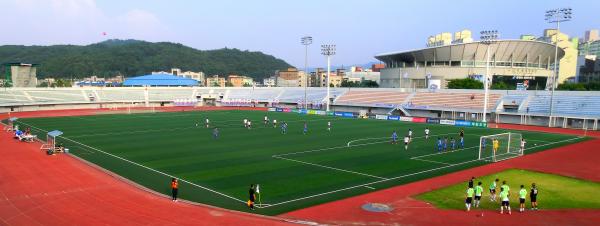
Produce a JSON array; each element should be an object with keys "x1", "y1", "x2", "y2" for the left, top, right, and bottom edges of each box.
[{"x1": 0, "y1": 39, "x2": 292, "y2": 79}]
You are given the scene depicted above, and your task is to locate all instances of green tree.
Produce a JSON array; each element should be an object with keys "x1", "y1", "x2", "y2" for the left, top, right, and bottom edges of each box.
[
  {"x1": 557, "y1": 83, "x2": 586, "y2": 91},
  {"x1": 491, "y1": 81, "x2": 509, "y2": 90},
  {"x1": 447, "y1": 78, "x2": 483, "y2": 89},
  {"x1": 360, "y1": 80, "x2": 379, "y2": 88}
]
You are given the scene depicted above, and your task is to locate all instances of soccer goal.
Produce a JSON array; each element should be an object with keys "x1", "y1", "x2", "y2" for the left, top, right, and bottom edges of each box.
[{"x1": 478, "y1": 132, "x2": 523, "y2": 162}]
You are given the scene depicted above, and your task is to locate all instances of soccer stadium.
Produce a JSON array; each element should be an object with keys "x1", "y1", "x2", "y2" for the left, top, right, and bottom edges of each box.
[
  {"x1": 2, "y1": 1, "x2": 600, "y2": 226},
  {"x1": 1, "y1": 86, "x2": 599, "y2": 225}
]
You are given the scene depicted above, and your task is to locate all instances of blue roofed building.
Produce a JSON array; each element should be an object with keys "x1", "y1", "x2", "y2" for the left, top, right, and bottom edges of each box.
[{"x1": 123, "y1": 73, "x2": 199, "y2": 87}]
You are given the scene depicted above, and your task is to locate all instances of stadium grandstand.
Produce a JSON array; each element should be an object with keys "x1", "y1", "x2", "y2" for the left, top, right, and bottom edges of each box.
[{"x1": 0, "y1": 87, "x2": 598, "y2": 130}]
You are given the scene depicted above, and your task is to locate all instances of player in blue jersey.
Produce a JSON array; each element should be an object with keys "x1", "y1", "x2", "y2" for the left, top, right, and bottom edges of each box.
[
  {"x1": 212, "y1": 127, "x2": 219, "y2": 139},
  {"x1": 281, "y1": 121, "x2": 287, "y2": 134},
  {"x1": 392, "y1": 130, "x2": 398, "y2": 144},
  {"x1": 481, "y1": 138, "x2": 487, "y2": 150},
  {"x1": 437, "y1": 137, "x2": 443, "y2": 152},
  {"x1": 443, "y1": 137, "x2": 448, "y2": 151},
  {"x1": 460, "y1": 136, "x2": 465, "y2": 149},
  {"x1": 303, "y1": 122, "x2": 308, "y2": 135},
  {"x1": 451, "y1": 137, "x2": 456, "y2": 150}
]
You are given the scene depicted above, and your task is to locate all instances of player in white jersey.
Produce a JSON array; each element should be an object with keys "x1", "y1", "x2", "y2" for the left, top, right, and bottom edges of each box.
[
  {"x1": 424, "y1": 127, "x2": 430, "y2": 139},
  {"x1": 408, "y1": 129, "x2": 413, "y2": 142},
  {"x1": 247, "y1": 120, "x2": 252, "y2": 129},
  {"x1": 273, "y1": 119, "x2": 277, "y2": 128},
  {"x1": 404, "y1": 136, "x2": 410, "y2": 150},
  {"x1": 205, "y1": 118, "x2": 210, "y2": 128},
  {"x1": 520, "y1": 138, "x2": 526, "y2": 152},
  {"x1": 264, "y1": 116, "x2": 268, "y2": 126},
  {"x1": 327, "y1": 121, "x2": 331, "y2": 131},
  {"x1": 243, "y1": 119, "x2": 248, "y2": 128}
]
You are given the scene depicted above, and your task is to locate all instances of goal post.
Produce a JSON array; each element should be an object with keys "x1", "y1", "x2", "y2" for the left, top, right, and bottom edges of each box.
[{"x1": 478, "y1": 132, "x2": 523, "y2": 162}]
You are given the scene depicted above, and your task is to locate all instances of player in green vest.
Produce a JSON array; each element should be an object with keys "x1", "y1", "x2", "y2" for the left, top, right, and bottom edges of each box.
[
  {"x1": 489, "y1": 178, "x2": 499, "y2": 202},
  {"x1": 465, "y1": 185, "x2": 475, "y2": 211},
  {"x1": 519, "y1": 185, "x2": 528, "y2": 212},
  {"x1": 474, "y1": 181, "x2": 484, "y2": 207},
  {"x1": 500, "y1": 187, "x2": 511, "y2": 214}
]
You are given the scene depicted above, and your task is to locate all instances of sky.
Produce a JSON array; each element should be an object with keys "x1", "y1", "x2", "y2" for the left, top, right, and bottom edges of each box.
[{"x1": 1, "y1": 0, "x2": 599, "y2": 68}]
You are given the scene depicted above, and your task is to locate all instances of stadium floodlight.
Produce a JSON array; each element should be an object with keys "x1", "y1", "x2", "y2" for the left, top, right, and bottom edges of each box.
[
  {"x1": 545, "y1": 7, "x2": 572, "y2": 127},
  {"x1": 301, "y1": 36, "x2": 313, "y2": 110},
  {"x1": 480, "y1": 30, "x2": 499, "y2": 123},
  {"x1": 321, "y1": 44, "x2": 336, "y2": 112}
]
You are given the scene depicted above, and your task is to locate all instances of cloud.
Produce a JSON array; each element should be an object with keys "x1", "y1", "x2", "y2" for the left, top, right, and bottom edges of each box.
[{"x1": 0, "y1": 0, "x2": 170, "y2": 45}]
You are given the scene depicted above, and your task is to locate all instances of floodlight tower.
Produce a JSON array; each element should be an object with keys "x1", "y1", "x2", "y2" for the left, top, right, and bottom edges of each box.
[
  {"x1": 545, "y1": 8, "x2": 572, "y2": 127},
  {"x1": 321, "y1": 44, "x2": 336, "y2": 112},
  {"x1": 480, "y1": 30, "x2": 498, "y2": 122},
  {"x1": 301, "y1": 36, "x2": 313, "y2": 110}
]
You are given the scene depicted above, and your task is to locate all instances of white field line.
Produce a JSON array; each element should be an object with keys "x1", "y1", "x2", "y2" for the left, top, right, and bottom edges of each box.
[
  {"x1": 273, "y1": 156, "x2": 388, "y2": 180},
  {"x1": 15, "y1": 121, "x2": 247, "y2": 205},
  {"x1": 363, "y1": 186, "x2": 376, "y2": 190},
  {"x1": 410, "y1": 145, "x2": 479, "y2": 160},
  {"x1": 409, "y1": 158, "x2": 452, "y2": 166},
  {"x1": 261, "y1": 136, "x2": 584, "y2": 208}
]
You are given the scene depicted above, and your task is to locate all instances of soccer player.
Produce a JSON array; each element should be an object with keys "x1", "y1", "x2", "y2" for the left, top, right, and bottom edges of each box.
[
  {"x1": 171, "y1": 178, "x2": 178, "y2": 202},
  {"x1": 243, "y1": 118, "x2": 248, "y2": 128},
  {"x1": 465, "y1": 185, "x2": 474, "y2": 211},
  {"x1": 500, "y1": 187, "x2": 511, "y2": 214},
  {"x1": 248, "y1": 184, "x2": 256, "y2": 210},
  {"x1": 460, "y1": 136, "x2": 465, "y2": 149},
  {"x1": 264, "y1": 115, "x2": 268, "y2": 126},
  {"x1": 493, "y1": 138, "x2": 500, "y2": 162},
  {"x1": 205, "y1": 118, "x2": 210, "y2": 128},
  {"x1": 459, "y1": 128, "x2": 464, "y2": 139},
  {"x1": 280, "y1": 122, "x2": 287, "y2": 134},
  {"x1": 450, "y1": 137, "x2": 456, "y2": 150},
  {"x1": 437, "y1": 137, "x2": 443, "y2": 152},
  {"x1": 424, "y1": 127, "x2": 430, "y2": 140},
  {"x1": 327, "y1": 121, "x2": 331, "y2": 131},
  {"x1": 520, "y1": 138, "x2": 526, "y2": 153},
  {"x1": 443, "y1": 137, "x2": 448, "y2": 151},
  {"x1": 530, "y1": 183, "x2": 538, "y2": 210},
  {"x1": 273, "y1": 119, "x2": 277, "y2": 128},
  {"x1": 213, "y1": 127, "x2": 219, "y2": 139},
  {"x1": 501, "y1": 180, "x2": 510, "y2": 193},
  {"x1": 392, "y1": 131, "x2": 398, "y2": 144},
  {"x1": 404, "y1": 135, "x2": 410, "y2": 150},
  {"x1": 519, "y1": 184, "x2": 527, "y2": 212},
  {"x1": 247, "y1": 120, "x2": 252, "y2": 130},
  {"x1": 490, "y1": 178, "x2": 499, "y2": 202},
  {"x1": 481, "y1": 138, "x2": 487, "y2": 150},
  {"x1": 468, "y1": 176, "x2": 475, "y2": 188},
  {"x1": 303, "y1": 122, "x2": 308, "y2": 135},
  {"x1": 408, "y1": 129, "x2": 413, "y2": 142},
  {"x1": 475, "y1": 181, "x2": 484, "y2": 207}
]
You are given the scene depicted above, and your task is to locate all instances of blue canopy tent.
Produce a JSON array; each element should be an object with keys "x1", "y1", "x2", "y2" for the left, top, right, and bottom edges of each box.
[{"x1": 123, "y1": 73, "x2": 198, "y2": 87}]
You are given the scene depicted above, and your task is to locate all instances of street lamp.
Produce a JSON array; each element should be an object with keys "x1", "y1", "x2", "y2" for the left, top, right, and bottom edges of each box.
[
  {"x1": 301, "y1": 36, "x2": 313, "y2": 110},
  {"x1": 545, "y1": 7, "x2": 572, "y2": 127},
  {"x1": 480, "y1": 30, "x2": 498, "y2": 123},
  {"x1": 321, "y1": 44, "x2": 336, "y2": 112}
]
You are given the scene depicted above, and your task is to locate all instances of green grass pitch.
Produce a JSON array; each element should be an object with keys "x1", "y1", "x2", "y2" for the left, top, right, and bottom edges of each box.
[
  {"x1": 416, "y1": 169, "x2": 600, "y2": 210},
  {"x1": 14, "y1": 110, "x2": 585, "y2": 215}
]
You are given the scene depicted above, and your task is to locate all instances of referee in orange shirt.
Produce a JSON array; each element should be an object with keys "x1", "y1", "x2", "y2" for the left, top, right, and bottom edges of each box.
[{"x1": 171, "y1": 178, "x2": 179, "y2": 202}]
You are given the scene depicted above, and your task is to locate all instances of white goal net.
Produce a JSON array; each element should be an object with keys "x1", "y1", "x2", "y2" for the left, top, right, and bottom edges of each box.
[{"x1": 478, "y1": 132, "x2": 523, "y2": 162}]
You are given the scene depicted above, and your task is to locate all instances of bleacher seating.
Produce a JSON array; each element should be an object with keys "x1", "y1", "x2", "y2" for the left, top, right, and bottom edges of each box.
[
  {"x1": 148, "y1": 89, "x2": 194, "y2": 101},
  {"x1": 406, "y1": 92, "x2": 501, "y2": 110},
  {"x1": 26, "y1": 90, "x2": 88, "y2": 103},
  {"x1": 334, "y1": 90, "x2": 410, "y2": 107},
  {"x1": 277, "y1": 89, "x2": 346, "y2": 103},
  {"x1": 96, "y1": 89, "x2": 145, "y2": 102},
  {"x1": 527, "y1": 95, "x2": 600, "y2": 117},
  {"x1": 0, "y1": 90, "x2": 31, "y2": 105}
]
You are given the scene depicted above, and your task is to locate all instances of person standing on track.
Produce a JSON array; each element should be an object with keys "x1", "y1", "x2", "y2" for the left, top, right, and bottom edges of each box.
[
  {"x1": 530, "y1": 183, "x2": 538, "y2": 210},
  {"x1": 519, "y1": 184, "x2": 527, "y2": 212},
  {"x1": 247, "y1": 184, "x2": 256, "y2": 210},
  {"x1": 171, "y1": 178, "x2": 179, "y2": 202}
]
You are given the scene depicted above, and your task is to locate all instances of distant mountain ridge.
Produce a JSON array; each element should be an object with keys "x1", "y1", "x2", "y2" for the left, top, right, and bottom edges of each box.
[{"x1": 0, "y1": 39, "x2": 292, "y2": 79}]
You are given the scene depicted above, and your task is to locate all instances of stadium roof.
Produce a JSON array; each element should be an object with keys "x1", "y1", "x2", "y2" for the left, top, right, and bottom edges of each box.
[
  {"x1": 374, "y1": 40, "x2": 564, "y2": 64},
  {"x1": 123, "y1": 74, "x2": 198, "y2": 86}
]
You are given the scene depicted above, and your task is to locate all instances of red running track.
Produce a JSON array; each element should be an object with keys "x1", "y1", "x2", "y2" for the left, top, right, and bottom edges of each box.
[
  {"x1": 0, "y1": 108, "x2": 291, "y2": 226},
  {"x1": 282, "y1": 126, "x2": 600, "y2": 226}
]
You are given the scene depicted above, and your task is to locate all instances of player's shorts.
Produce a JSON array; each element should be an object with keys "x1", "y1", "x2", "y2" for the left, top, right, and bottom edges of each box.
[
  {"x1": 530, "y1": 196, "x2": 537, "y2": 202},
  {"x1": 465, "y1": 197, "x2": 473, "y2": 204},
  {"x1": 404, "y1": 142, "x2": 408, "y2": 145},
  {"x1": 502, "y1": 201, "x2": 509, "y2": 206},
  {"x1": 475, "y1": 196, "x2": 481, "y2": 201},
  {"x1": 520, "y1": 198, "x2": 525, "y2": 204}
]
